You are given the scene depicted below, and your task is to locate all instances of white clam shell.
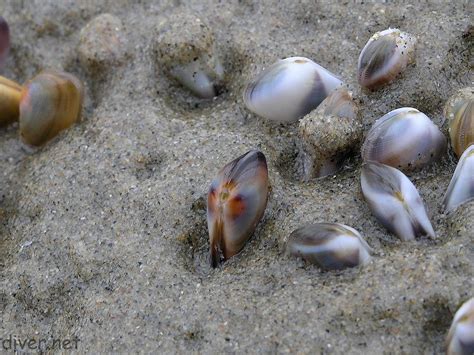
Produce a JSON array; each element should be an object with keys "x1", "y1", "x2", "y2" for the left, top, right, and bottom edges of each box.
[
  {"x1": 287, "y1": 223, "x2": 372, "y2": 270},
  {"x1": 358, "y1": 28, "x2": 416, "y2": 89},
  {"x1": 243, "y1": 56, "x2": 343, "y2": 123},
  {"x1": 447, "y1": 297, "x2": 474, "y2": 355},
  {"x1": 443, "y1": 144, "x2": 474, "y2": 213},
  {"x1": 361, "y1": 107, "x2": 446, "y2": 171},
  {"x1": 361, "y1": 161, "x2": 435, "y2": 241}
]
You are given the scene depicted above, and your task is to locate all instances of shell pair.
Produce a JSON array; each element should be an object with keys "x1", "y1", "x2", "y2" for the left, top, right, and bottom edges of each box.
[
  {"x1": 243, "y1": 57, "x2": 343, "y2": 123},
  {"x1": 358, "y1": 28, "x2": 416, "y2": 90},
  {"x1": 0, "y1": 70, "x2": 84, "y2": 147},
  {"x1": 361, "y1": 161, "x2": 435, "y2": 241},
  {"x1": 287, "y1": 223, "x2": 372, "y2": 270},
  {"x1": 207, "y1": 150, "x2": 269, "y2": 267}
]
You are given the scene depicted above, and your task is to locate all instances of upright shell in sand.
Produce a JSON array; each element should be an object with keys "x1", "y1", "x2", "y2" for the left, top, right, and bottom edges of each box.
[
  {"x1": 446, "y1": 297, "x2": 474, "y2": 355},
  {"x1": 207, "y1": 150, "x2": 269, "y2": 267},
  {"x1": 243, "y1": 57, "x2": 343, "y2": 123},
  {"x1": 361, "y1": 107, "x2": 446, "y2": 172},
  {"x1": 444, "y1": 87, "x2": 474, "y2": 158},
  {"x1": 443, "y1": 144, "x2": 474, "y2": 214},
  {"x1": 358, "y1": 28, "x2": 416, "y2": 90},
  {"x1": 361, "y1": 161, "x2": 435, "y2": 241},
  {"x1": 19, "y1": 70, "x2": 84, "y2": 147}
]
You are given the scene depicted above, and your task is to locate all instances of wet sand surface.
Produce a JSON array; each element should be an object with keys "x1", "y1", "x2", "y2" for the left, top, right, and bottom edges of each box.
[{"x1": 0, "y1": 1, "x2": 472, "y2": 353}]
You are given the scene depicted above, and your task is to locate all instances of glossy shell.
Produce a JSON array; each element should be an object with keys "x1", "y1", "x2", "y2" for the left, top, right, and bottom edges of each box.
[
  {"x1": 0, "y1": 75, "x2": 21, "y2": 126},
  {"x1": 287, "y1": 223, "x2": 371, "y2": 270},
  {"x1": 361, "y1": 107, "x2": 446, "y2": 171},
  {"x1": 19, "y1": 70, "x2": 84, "y2": 147},
  {"x1": 358, "y1": 28, "x2": 416, "y2": 90},
  {"x1": 446, "y1": 298, "x2": 474, "y2": 355},
  {"x1": 243, "y1": 57, "x2": 343, "y2": 123},
  {"x1": 0, "y1": 16, "x2": 9, "y2": 71},
  {"x1": 443, "y1": 144, "x2": 474, "y2": 214},
  {"x1": 444, "y1": 87, "x2": 474, "y2": 158},
  {"x1": 361, "y1": 161, "x2": 435, "y2": 241},
  {"x1": 297, "y1": 88, "x2": 362, "y2": 179},
  {"x1": 207, "y1": 150, "x2": 269, "y2": 267}
]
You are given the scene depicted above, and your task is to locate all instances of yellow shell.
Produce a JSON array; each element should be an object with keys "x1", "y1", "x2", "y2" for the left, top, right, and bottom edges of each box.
[
  {"x1": 0, "y1": 75, "x2": 21, "y2": 126},
  {"x1": 19, "y1": 70, "x2": 84, "y2": 146},
  {"x1": 445, "y1": 87, "x2": 474, "y2": 158}
]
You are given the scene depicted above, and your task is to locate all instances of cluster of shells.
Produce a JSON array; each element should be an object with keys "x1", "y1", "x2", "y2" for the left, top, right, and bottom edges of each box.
[
  {"x1": 1, "y1": 13, "x2": 472, "y2": 354},
  {"x1": 202, "y1": 26, "x2": 473, "y2": 353}
]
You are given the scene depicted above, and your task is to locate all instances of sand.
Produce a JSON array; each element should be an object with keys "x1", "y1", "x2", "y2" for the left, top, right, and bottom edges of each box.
[{"x1": 0, "y1": 0, "x2": 472, "y2": 353}]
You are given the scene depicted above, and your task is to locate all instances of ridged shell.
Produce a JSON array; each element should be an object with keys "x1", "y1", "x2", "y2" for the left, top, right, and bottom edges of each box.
[
  {"x1": 0, "y1": 75, "x2": 21, "y2": 126},
  {"x1": 287, "y1": 223, "x2": 371, "y2": 270},
  {"x1": 443, "y1": 144, "x2": 474, "y2": 214},
  {"x1": 297, "y1": 88, "x2": 361, "y2": 179},
  {"x1": 358, "y1": 28, "x2": 416, "y2": 90},
  {"x1": 0, "y1": 16, "x2": 9, "y2": 71},
  {"x1": 243, "y1": 57, "x2": 343, "y2": 123},
  {"x1": 361, "y1": 161, "x2": 435, "y2": 241},
  {"x1": 207, "y1": 150, "x2": 269, "y2": 267},
  {"x1": 446, "y1": 298, "x2": 474, "y2": 355},
  {"x1": 444, "y1": 87, "x2": 474, "y2": 158},
  {"x1": 19, "y1": 70, "x2": 84, "y2": 147},
  {"x1": 361, "y1": 107, "x2": 446, "y2": 171}
]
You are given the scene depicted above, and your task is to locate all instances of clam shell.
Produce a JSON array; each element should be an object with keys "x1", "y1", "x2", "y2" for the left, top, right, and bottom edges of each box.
[
  {"x1": 0, "y1": 75, "x2": 22, "y2": 126},
  {"x1": 297, "y1": 88, "x2": 362, "y2": 179},
  {"x1": 444, "y1": 87, "x2": 474, "y2": 158},
  {"x1": 155, "y1": 12, "x2": 223, "y2": 99},
  {"x1": 19, "y1": 70, "x2": 84, "y2": 147},
  {"x1": 361, "y1": 107, "x2": 446, "y2": 171},
  {"x1": 207, "y1": 150, "x2": 269, "y2": 267},
  {"x1": 361, "y1": 161, "x2": 435, "y2": 241},
  {"x1": 287, "y1": 223, "x2": 371, "y2": 270},
  {"x1": 0, "y1": 16, "x2": 9, "y2": 71},
  {"x1": 243, "y1": 57, "x2": 343, "y2": 123},
  {"x1": 443, "y1": 144, "x2": 474, "y2": 214},
  {"x1": 446, "y1": 298, "x2": 474, "y2": 355},
  {"x1": 358, "y1": 28, "x2": 416, "y2": 90}
]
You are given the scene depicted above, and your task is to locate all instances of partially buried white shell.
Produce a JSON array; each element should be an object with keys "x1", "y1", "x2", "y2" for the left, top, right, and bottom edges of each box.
[
  {"x1": 287, "y1": 223, "x2": 372, "y2": 270},
  {"x1": 443, "y1": 144, "x2": 474, "y2": 214},
  {"x1": 361, "y1": 107, "x2": 446, "y2": 171},
  {"x1": 243, "y1": 57, "x2": 343, "y2": 123},
  {"x1": 361, "y1": 161, "x2": 435, "y2": 241},
  {"x1": 358, "y1": 28, "x2": 416, "y2": 90},
  {"x1": 446, "y1": 297, "x2": 474, "y2": 355}
]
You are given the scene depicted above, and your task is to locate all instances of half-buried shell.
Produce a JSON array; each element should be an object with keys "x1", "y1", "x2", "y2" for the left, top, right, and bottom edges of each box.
[
  {"x1": 287, "y1": 223, "x2": 372, "y2": 270},
  {"x1": 361, "y1": 161, "x2": 435, "y2": 241},
  {"x1": 19, "y1": 70, "x2": 84, "y2": 147},
  {"x1": 207, "y1": 150, "x2": 269, "y2": 267},
  {"x1": 361, "y1": 107, "x2": 446, "y2": 172},
  {"x1": 358, "y1": 28, "x2": 416, "y2": 90},
  {"x1": 243, "y1": 57, "x2": 343, "y2": 123}
]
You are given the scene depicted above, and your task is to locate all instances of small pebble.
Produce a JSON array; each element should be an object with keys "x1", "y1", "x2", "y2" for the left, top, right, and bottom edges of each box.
[{"x1": 78, "y1": 14, "x2": 128, "y2": 73}]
